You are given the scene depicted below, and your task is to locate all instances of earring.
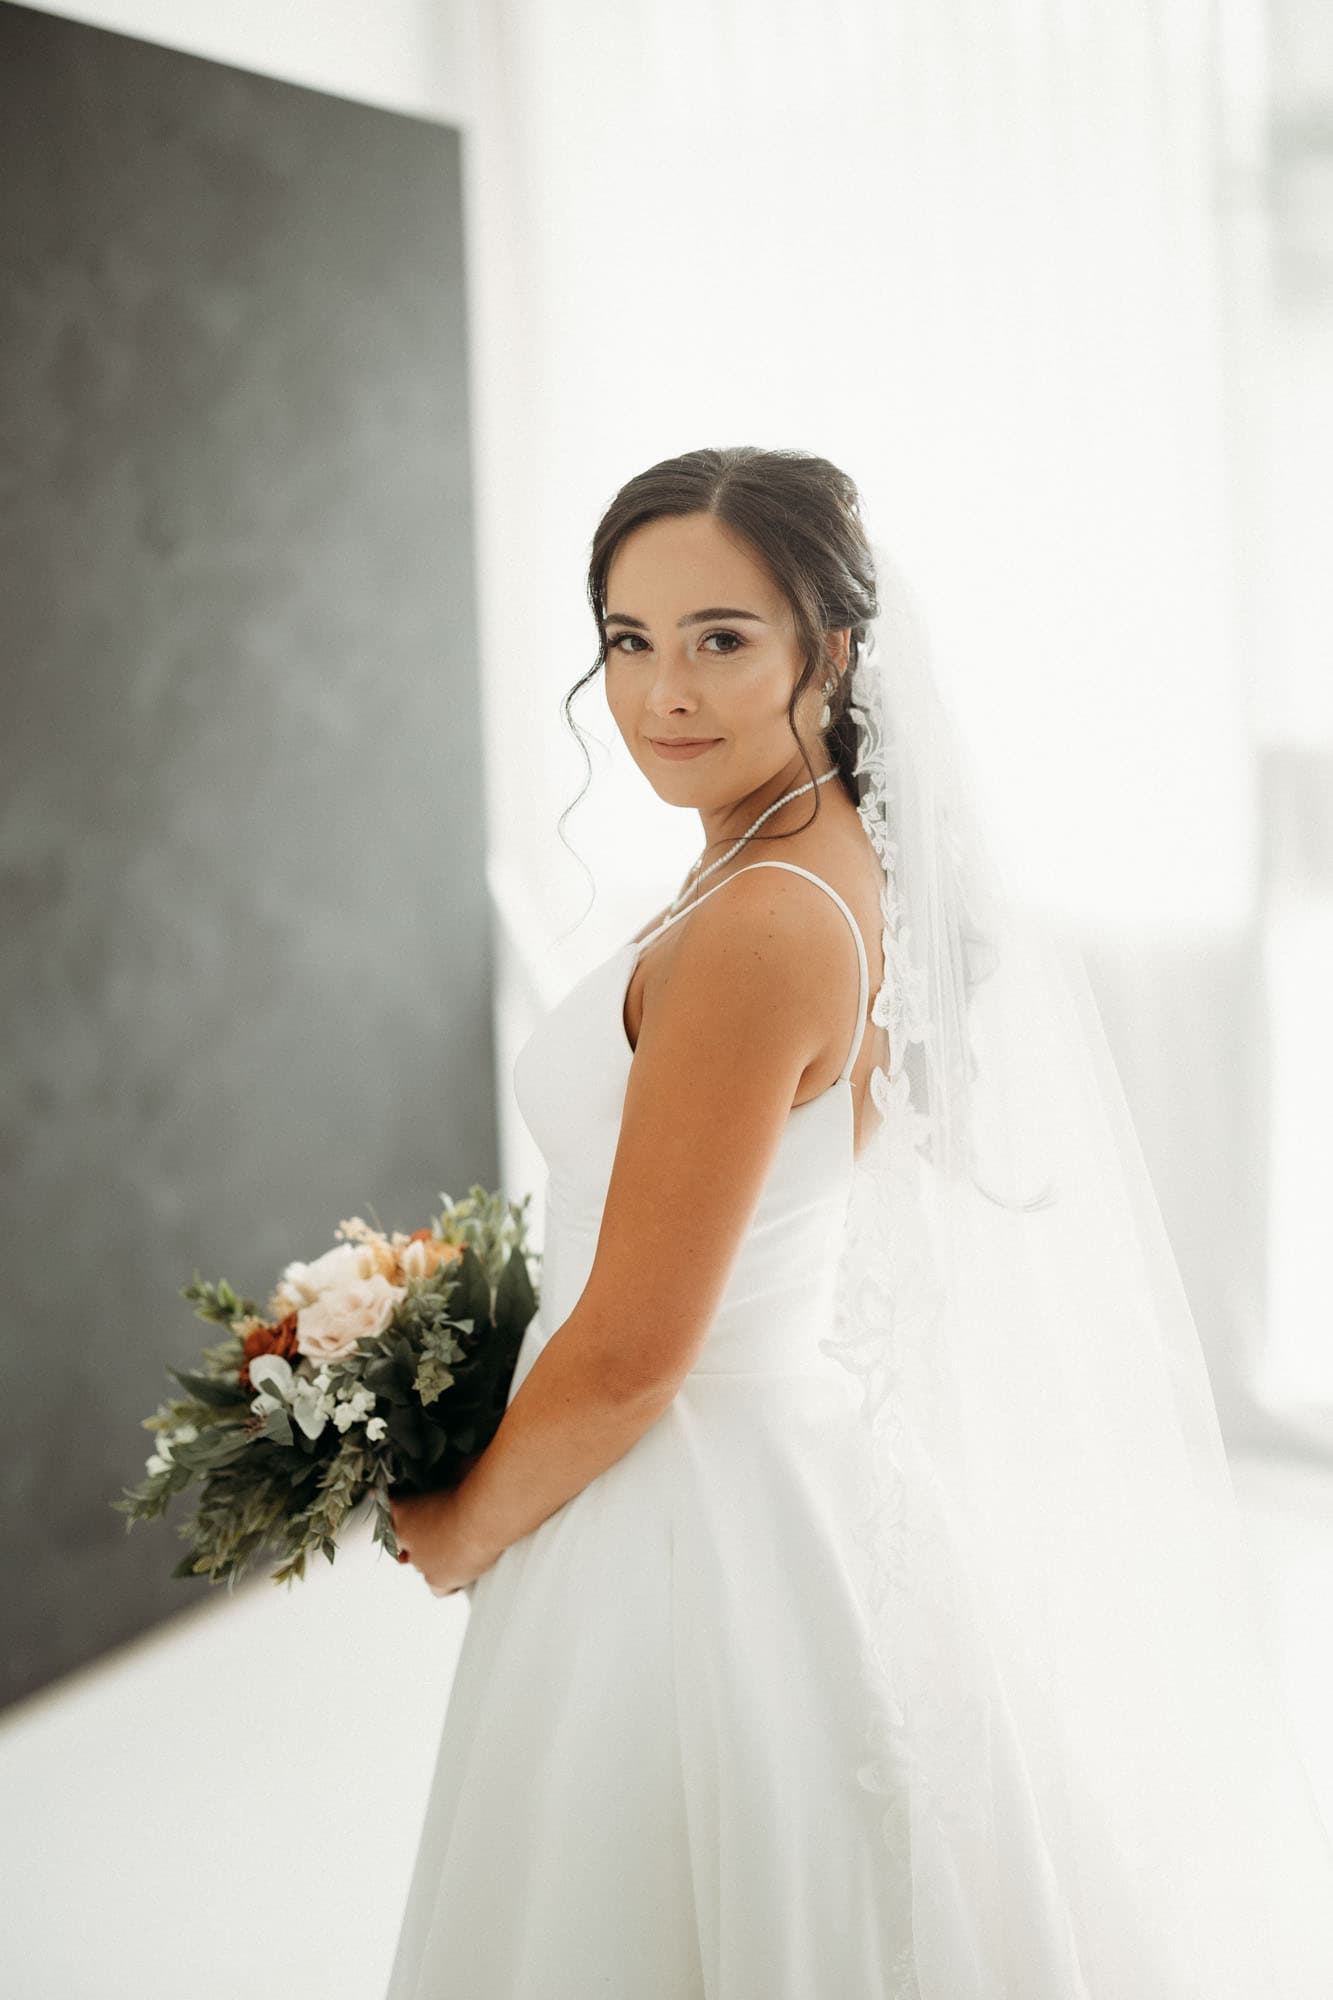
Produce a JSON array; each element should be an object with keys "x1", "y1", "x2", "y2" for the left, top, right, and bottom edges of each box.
[{"x1": 818, "y1": 677, "x2": 836, "y2": 730}]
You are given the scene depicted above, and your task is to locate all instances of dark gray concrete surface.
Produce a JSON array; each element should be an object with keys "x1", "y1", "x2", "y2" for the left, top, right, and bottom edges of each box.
[{"x1": 0, "y1": 2, "x2": 488, "y2": 1711}]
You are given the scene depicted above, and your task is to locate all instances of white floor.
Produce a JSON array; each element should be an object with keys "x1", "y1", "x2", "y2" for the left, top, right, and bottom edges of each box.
[{"x1": 1, "y1": 1451, "x2": 1331, "y2": 2000}]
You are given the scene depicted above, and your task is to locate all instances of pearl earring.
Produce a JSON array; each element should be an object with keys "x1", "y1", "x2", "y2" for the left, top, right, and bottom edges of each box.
[{"x1": 818, "y1": 677, "x2": 836, "y2": 730}]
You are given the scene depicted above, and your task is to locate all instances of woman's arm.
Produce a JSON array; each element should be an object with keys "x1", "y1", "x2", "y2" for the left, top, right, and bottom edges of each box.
[
  {"x1": 448, "y1": 869, "x2": 859, "y2": 1572},
  {"x1": 443, "y1": 1305, "x2": 679, "y2": 1573}
]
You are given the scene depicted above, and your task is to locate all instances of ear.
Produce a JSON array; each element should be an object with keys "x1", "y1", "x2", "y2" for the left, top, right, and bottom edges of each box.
[{"x1": 826, "y1": 627, "x2": 852, "y2": 679}]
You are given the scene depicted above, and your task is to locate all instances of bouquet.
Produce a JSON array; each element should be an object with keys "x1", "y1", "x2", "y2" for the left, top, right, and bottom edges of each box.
[{"x1": 112, "y1": 1186, "x2": 539, "y2": 1587}]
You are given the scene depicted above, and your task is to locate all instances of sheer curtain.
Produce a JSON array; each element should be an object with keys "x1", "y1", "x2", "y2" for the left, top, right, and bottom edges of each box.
[
  {"x1": 1252, "y1": 0, "x2": 1333, "y2": 1435},
  {"x1": 457, "y1": 0, "x2": 1323, "y2": 1450}
]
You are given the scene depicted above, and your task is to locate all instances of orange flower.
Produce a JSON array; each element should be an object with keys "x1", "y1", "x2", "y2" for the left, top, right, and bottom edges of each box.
[
  {"x1": 238, "y1": 1311, "x2": 302, "y2": 1392},
  {"x1": 353, "y1": 1234, "x2": 400, "y2": 1284},
  {"x1": 398, "y1": 1233, "x2": 465, "y2": 1282}
]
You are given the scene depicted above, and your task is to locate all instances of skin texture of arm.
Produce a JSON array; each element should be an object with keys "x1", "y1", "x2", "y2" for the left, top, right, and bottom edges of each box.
[{"x1": 447, "y1": 869, "x2": 862, "y2": 1574}]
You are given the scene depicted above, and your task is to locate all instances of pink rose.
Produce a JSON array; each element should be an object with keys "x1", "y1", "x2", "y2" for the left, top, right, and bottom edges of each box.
[
  {"x1": 295, "y1": 1272, "x2": 406, "y2": 1364},
  {"x1": 273, "y1": 1241, "x2": 365, "y2": 1314}
]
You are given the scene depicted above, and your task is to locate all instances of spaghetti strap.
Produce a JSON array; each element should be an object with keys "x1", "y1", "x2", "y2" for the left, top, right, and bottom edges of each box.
[{"x1": 630, "y1": 859, "x2": 871, "y2": 1082}]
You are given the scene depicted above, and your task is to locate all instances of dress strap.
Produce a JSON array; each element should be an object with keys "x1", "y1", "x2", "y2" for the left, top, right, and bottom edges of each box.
[{"x1": 630, "y1": 859, "x2": 870, "y2": 1082}]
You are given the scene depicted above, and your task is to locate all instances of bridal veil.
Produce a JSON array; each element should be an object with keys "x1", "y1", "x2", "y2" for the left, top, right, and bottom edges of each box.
[{"x1": 822, "y1": 539, "x2": 1333, "y2": 1998}]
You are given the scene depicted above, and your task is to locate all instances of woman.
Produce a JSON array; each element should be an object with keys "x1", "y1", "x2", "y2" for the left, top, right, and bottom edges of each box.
[{"x1": 387, "y1": 448, "x2": 1333, "y2": 1998}]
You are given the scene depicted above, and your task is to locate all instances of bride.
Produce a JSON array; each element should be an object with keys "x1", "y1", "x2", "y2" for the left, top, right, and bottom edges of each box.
[{"x1": 386, "y1": 446, "x2": 1333, "y2": 1998}]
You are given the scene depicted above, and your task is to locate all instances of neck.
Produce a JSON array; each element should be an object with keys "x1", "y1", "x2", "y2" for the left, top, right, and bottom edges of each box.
[{"x1": 696, "y1": 748, "x2": 839, "y2": 859}]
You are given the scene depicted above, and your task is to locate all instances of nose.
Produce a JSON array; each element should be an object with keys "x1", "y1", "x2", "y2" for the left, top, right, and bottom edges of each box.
[{"x1": 644, "y1": 641, "x2": 704, "y2": 715}]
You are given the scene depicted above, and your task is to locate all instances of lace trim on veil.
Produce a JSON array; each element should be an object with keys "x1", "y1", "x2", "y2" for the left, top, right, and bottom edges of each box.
[{"x1": 817, "y1": 619, "x2": 937, "y2": 1998}]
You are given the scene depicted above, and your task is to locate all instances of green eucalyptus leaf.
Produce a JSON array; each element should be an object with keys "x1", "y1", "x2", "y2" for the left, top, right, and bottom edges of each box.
[
  {"x1": 259, "y1": 1407, "x2": 294, "y2": 1448},
  {"x1": 495, "y1": 1243, "x2": 538, "y2": 1328},
  {"x1": 363, "y1": 1356, "x2": 411, "y2": 1404},
  {"x1": 165, "y1": 1367, "x2": 250, "y2": 1408},
  {"x1": 448, "y1": 1248, "x2": 491, "y2": 1331},
  {"x1": 386, "y1": 1403, "x2": 426, "y2": 1460}
]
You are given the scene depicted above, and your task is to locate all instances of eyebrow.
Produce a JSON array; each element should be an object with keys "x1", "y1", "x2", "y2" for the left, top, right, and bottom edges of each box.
[{"x1": 603, "y1": 606, "x2": 767, "y2": 631}]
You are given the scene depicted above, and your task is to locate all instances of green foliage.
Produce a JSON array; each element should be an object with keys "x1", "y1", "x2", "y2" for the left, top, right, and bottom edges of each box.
[
  {"x1": 431, "y1": 1186, "x2": 541, "y2": 1296},
  {"x1": 179, "y1": 1273, "x2": 258, "y2": 1328},
  {"x1": 113, "y1": 1186, "x2": 541, "y2": 1587},
  {"x1": 165, "y1": 1366, "x2": 251, "y2": 1410}
]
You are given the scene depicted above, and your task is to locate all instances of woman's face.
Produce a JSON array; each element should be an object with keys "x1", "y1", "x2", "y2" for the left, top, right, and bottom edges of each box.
[{"x1": 602, "y1": 512, "x2": 831, "y2": 809}]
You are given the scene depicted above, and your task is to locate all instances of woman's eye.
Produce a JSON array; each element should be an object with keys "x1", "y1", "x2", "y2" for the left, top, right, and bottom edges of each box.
[{"x1": 605, "y1": 630, "x2": 743, "y2": 656}]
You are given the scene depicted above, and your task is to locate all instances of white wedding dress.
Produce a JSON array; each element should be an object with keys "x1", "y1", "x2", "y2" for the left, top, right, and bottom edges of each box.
[{"x1": 383, "y1": 860, "x2": 918, "y2": 1999}]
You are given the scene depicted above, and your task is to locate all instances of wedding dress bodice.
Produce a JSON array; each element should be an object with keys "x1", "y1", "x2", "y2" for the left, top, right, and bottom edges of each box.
[{"x1": 511, "y1": 859, "x2": 871, "y2": 1382}]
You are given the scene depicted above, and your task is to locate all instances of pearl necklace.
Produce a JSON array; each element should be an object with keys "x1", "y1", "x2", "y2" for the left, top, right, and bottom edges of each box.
[{"x1": 666, "y1": 768, "x2": 841, "y2": 918}]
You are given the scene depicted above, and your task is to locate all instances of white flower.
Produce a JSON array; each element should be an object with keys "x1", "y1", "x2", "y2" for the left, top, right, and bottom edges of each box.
[
  {"x1": 248, "y1": 1352, "x2": 330, "y2": 1441},
  {"x1": 330, "y1": 1384, "x2": 378, "y2": 1434},
  {"x1": 365, "y1": 1414, "x2": 388, "y2": 1443},
  {"x1": 271, "y1": 1242, "x2": 365, "y2": 1314},
  {"x1": 295, "y1": 1272, "x2": 406, "y2": 1364},
  {"x1": 147, "y1": 1420, "x2": 200, "y2": 1475},
  {"x1": 400, "y1": 1235, "x2": 461, "y2": 1281}
]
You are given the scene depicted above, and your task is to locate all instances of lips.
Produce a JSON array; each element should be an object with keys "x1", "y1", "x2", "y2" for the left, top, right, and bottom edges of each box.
[{"x1": 651, "y1": 738, "x2": 718, "y2": 747}]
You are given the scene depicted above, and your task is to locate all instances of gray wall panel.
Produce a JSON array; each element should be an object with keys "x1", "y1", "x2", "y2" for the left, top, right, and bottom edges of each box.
[{"x1": 0, "y1": 2, "x2": 488, "y2": 1710}]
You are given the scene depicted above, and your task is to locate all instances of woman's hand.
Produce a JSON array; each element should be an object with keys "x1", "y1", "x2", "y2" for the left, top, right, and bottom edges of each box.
[{"x1": 388, "y1": 1483, "x2": 492, "y2": 1598}]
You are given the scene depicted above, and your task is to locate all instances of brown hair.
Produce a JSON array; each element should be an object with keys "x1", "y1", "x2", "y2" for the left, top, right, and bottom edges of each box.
[{"x1": 558, "y1": 445, "x2": 880, "y2": 864}]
